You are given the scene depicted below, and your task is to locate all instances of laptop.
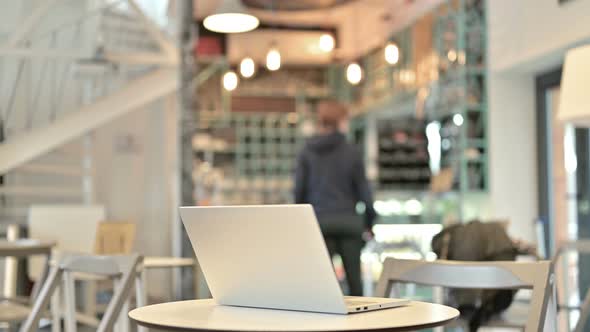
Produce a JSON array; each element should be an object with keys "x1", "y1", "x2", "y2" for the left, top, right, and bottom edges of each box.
[{"x1": 179, "y1": 204, "x2": 409, "y2": 314}]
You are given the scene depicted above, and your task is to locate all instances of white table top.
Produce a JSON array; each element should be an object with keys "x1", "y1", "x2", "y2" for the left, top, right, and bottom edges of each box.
[
  {"x1": 129, "y1": 299, "x2": 459, "y2": 332},
  {"x1": 143, "y1": 256, "x2": 196, "y2": 268},
  {"x1": 0, "y1": 239, "x2": 55, "y2": 257}
]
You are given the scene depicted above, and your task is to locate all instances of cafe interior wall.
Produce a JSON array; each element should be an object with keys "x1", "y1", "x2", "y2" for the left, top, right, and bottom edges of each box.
[{"x1": 486, "y1": 0, "x2": 590, "y2": 242}]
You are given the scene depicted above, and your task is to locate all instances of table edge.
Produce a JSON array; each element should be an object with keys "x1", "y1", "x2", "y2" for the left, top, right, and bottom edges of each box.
[
  {"x1": 130, "y1": 317, "x2": 458, "y2": 332},
  {"x1": 129, "y1": 301, "x2": 460, "y2": 332}
]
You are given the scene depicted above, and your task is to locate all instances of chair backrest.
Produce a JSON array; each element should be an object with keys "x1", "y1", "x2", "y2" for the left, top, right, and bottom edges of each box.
[
  {"x1": 28, "y1": 205, "x2": 105, "y2": 279},
  {"x1": 375, "y1": 258, "x2": 555, "y2": 332},
  {"x1": 19, "y1": 254, "x2": 142, "y2": 332},
  {"x1": 94, "y1": 222, "x2": 136, "y2": 255}
]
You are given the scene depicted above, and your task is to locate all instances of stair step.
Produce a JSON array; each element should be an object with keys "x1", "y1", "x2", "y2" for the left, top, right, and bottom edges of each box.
[
  {"x1": 31, "y1": 154, "x2": 82, "y2": 166},
  {"x1": 0, "y1": 185, "x2": 81, "y2": 198},
  {"x1": 0, "y1": 206, "x2": 28, "y2": 219},
  {"x1": 2, "y1": 196, "x2": 83, "y2": 206},
  {"x1": 16, "y1": 164, "x2": 84, "y2": 176}
]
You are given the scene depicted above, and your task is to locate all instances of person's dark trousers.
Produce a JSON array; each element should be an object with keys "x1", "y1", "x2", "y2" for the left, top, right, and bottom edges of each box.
[{"x1": 324, "y1": 236, "x2": 363, "y2": 296}]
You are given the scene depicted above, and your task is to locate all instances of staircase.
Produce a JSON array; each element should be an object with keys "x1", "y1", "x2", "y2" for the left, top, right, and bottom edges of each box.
[{"x1": 0, "y1": 0, "x2": 178, "y2": 225}]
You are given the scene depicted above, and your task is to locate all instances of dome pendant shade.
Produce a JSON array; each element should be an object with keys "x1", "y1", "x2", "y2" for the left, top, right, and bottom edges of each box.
[{"x1": 204, "y1": 0, "x2": 259, "y2": 33}]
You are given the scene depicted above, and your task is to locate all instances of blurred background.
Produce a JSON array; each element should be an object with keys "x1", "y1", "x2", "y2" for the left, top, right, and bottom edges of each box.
[{"x1": 0, "y1": 0, "x2": 590, "y2": 330}]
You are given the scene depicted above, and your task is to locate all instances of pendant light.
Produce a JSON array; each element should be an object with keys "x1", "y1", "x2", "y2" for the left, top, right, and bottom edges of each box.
[
  {"x1": 384, "y1": 42, "x2": 400, "y2": 65},
  {"x1": 347, "y1": 3, "x2": 362, "y2": 85},
  {"x1": 266, "y1": 43, "x2": 281, "y2": 71},
  {"x1": 346, "y1": 62, "x2": 362, "y2": 85},
  {"x1": 222, "y1": 71, "x2": 239, "y2": 91},
  {"x1": 240, "y1": 57, "x2": 256, "y2": 78},
  {"x1": 204, "y1": 0, "x2": 259, "y2": 34},
  {"x1": 319, "y1": 33, "x2": 335, "y2": 53}
]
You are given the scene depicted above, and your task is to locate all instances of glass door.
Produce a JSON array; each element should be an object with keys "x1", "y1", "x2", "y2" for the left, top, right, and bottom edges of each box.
[{"x1": 537, "y1": 69, "x2": 590, "y2": 330}]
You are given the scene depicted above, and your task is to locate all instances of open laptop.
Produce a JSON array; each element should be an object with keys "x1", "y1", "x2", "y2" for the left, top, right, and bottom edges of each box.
[{"x1": 179, "y1": 204, "x2": 409, "y2": 314}]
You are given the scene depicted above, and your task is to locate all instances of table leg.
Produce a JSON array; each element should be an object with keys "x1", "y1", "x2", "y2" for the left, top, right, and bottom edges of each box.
[
  {"x1": 432, "y1": 286, "x2": 444, "y2": 332},
  {"x1": 3, "y1": 224, "x2": 19, "y2": 298}
]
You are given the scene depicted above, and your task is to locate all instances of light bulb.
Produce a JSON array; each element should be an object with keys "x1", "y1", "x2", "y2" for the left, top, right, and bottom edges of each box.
[
  {"x1": 266, "y1": 47, "x2": 281, "y2": 71},
  {"x1": 346, "y1": 62, "x2": 362, "y2": 85},
  {"x1": 223, "y1": 71, "x2": 238, "y2": 91},
  {"x1": 453, "y1": 113, "x2": 464, "y2": 126},
  {"x1": 240, "y1": 57, "x2": 255, "y2": 78},
  {"x1": 384, "y1": 42, "x2": 400, "y2": 65},
  {"x1": 319, "y1": 34, "x2": 335, "y2": 53},
  {"x1": 447, "y1": 49, "x2": 458, "y2": 62}
]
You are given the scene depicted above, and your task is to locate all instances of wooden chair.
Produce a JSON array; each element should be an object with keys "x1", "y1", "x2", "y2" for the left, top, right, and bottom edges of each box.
[
  {"x1": 376, "y1": 258, "x2": 557, "y2": 332},
  {"x1": 80, "y1": 222, "x2": 137, "y2": 329},
  {"x1": 94, "y1": 222, "x2": 136, "y2": 255}
]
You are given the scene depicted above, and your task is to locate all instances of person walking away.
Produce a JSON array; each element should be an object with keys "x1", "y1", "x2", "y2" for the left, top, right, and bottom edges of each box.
[{"x1": 294, "y1": 100, "x2": 377, "y2": 296}]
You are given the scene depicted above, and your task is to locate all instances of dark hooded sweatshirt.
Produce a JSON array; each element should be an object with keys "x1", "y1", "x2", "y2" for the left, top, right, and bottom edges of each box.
[{"x1": 294, "y1": 132, "x2": 377, "y2": 228}]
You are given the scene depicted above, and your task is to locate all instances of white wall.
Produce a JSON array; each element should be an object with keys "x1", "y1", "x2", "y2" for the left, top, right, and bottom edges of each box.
[
  {"x1": 92, "y1": 96, "x2": 178, "y2": 300},
  {"x1": 487, "y1": 0, "x2": 590, "y2": 241},
  {"x1": 488, "y1": 0, "x2": 590, "y2": 74}
]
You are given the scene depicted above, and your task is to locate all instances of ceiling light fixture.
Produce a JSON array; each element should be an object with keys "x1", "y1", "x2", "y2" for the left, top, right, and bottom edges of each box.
[
  {"x1": 346, "y1": 62, "x2": 362, "y2": 85},
  {"x1": 319, "y1": 33, "x2": 335, "y2": 53},
  {"x1": 384, "y1": 42, "x2": 400, "y2": 65},
  {"x1": 240, "y1": 57, "x2": 255, "y2": 78},
  {"x1": 266, "y1": 44, "x2": 281, "y2": 71},
  {"x1": 203, "y1": 0, "x2": 259, "y2": 34},
  {"x1": 222, "y1": 71, "x2": 239, "y2": 91}
]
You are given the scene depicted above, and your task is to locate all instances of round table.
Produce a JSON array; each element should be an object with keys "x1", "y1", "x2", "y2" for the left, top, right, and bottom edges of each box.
[
  {"x1": 129, "y1": 299, "x2": 459, "y2": 332},
  {"x1": 0, "y1": 239, "x2": 55, "y2": 257}
]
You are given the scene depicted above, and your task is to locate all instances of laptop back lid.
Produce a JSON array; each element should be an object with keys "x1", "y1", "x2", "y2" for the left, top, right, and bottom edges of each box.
[{"x1": 179, "y1": 204, "x2": 347, "y2": 314}]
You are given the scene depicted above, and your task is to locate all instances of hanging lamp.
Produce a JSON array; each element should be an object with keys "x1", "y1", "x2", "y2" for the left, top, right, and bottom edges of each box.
[{"x1": 204, "y1": 0, "x2": 259, "y2": 34}]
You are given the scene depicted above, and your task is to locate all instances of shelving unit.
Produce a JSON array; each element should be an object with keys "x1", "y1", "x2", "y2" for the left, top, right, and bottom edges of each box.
[
  {"x1": 432, "y1": 0, "x2": 488, "y2": 193},
  {"x1": 192, "y1": 112, "x2": 305, "y2": 206},
  {"x1": 334, "y1": 0, "x2": 488, "y2": 223},
  {"x1": 377, "y1": 119, "x2": 430, "y2": 191}
]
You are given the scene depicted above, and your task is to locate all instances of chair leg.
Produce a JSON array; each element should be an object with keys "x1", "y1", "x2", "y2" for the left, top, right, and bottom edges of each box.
[
  {"x1": 135, "y1": 271, "x2": 148, "y2": 332},
  {"x1": 113, "y1": 279, "x2": 130, "y2": 332},
  {"x1": 83, "y1": 280, "x2": 97, "y2": 320},
  {"x1": 3, "y1": 224, "x2": 20, "y2": 299},
  {"x1": 51, "y1": 288, "x2": 62, "y2": 332},
  {"x1": 62, "y1": 272, "x2": 77, "y2": 332},
  {"x1": 543, "y1": 280, "x2": 559, "y2": 332}
]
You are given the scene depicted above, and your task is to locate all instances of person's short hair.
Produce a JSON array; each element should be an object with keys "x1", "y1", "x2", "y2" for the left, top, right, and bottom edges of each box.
[{"x1": 317, "y1": 100, "x2": 348, "y2": 130}]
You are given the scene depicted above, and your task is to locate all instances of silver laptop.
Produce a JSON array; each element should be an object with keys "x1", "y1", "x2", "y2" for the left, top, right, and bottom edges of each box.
[{"x1": 179, "y1": 204, "x2": 409, "y2": 314}]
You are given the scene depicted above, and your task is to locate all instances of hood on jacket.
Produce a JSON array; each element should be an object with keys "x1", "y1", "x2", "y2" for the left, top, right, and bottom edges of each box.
[{"x1": 306, "y1": 132, "x2": 346, "y2": 153}]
